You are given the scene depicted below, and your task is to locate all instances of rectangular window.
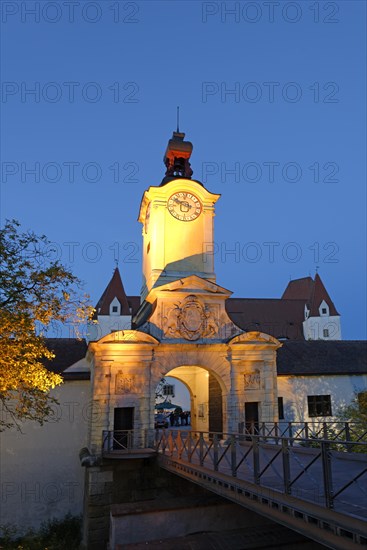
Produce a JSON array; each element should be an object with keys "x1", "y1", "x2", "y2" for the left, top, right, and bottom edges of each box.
[
  {"x1": 322, "y1": 308, "x2": 327, "y2": 314},
  {"x1": 163, "y1": 384, "x2": 175, "y2": 397},
  {"x1": 307, "y1": 395, "x2": 332, "y2": 417},
  {"x1": 112, "y1": 306, "x2": 118, "y2": 313},
  {"x1": 323, "y1": 328, "x2": 329, "y2": 337},
  {"x1": 278, "y1": 397, "x2": 284, "y2": 420}
]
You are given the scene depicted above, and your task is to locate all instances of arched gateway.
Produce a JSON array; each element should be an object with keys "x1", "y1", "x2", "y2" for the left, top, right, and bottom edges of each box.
[
  {"x1": 86, "y1": 129, "x2": 281, "y2": 455},
  {"x1": 88, "y1": 326, "x2": 280, "y2": 452}
]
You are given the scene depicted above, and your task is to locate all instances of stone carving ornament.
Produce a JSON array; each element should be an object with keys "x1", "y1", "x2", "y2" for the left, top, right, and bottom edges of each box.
[
  {"x1": 243, "y1": 371, "x2": 261, "y2": 389},
  {"x1": 115, "y1": 372, "x2": 135, "y2": 394},
  {"x1": 163, "y1": 295, "x2": 218, "y2": 341}
]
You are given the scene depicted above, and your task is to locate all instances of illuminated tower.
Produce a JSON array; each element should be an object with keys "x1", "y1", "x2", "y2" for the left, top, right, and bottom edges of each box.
[{"x1": 138, "y1": 129, "x2": 220, "y2": 301}]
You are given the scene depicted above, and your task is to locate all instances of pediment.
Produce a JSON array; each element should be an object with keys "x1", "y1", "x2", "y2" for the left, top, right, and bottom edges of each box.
[
  {"x1": 146, "y1": 275, "x2": 232, "y2": 303},
  {"x1": 96, "y1": 330, "x2": 159, "y2": 345},
  {"x1": 229, "y1": 331, "x2": 282, "y2": 348}
]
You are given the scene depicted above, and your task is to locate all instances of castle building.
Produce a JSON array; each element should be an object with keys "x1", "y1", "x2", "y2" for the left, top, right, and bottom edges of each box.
[{"x1": 1, "y1": 130, "x2": 365, "y2": 546}]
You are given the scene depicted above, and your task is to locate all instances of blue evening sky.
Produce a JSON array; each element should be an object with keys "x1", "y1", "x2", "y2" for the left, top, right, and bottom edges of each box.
[{"x1": 1, "y1": 0, "x2": 366, "y2": 341}]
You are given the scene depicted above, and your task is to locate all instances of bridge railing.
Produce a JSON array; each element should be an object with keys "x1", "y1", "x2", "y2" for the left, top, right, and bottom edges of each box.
[
  {"x1": 155, "y1": 430, "x2": 367, "y2": 514},
  {"x1": 102, "y1": 429, "x2": 155, "y2": 454},
  {"x1": 238, "y1": 421, "x2": 367, "y2": 447}
]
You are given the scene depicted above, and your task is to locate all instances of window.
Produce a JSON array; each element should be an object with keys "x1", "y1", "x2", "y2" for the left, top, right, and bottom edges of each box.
[
  {"x1": 323, "y1": 328, "x2": 329, "y2": 337},
  {"x1": 163, "y1": 384, "x2": 175, "y2": 397},
  {"x1": 322, "y1": 308, "x2": 327, "y2": 314},
  {"x1": 112, "y1": 306, "x2": 118, "y2": 313},
  {"x1": 278, "y1": 397, "x2": 284, "y2": 420},
  {"x1": 307, "y1": 395, "x2": 332, "y2": 417}
]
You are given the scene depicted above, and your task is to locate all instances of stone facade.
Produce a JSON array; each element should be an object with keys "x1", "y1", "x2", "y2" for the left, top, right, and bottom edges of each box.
[
  {"x1": 87, "y1": 326, "x2": 281, "y2": 453},
  {"x1": 82, "y1": 134, "x2": 282, "y2": 549}
]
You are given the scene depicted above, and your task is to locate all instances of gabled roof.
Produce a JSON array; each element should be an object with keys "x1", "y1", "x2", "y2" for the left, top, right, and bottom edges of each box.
[
  {"x1": 95, "y1": 268, "x2": 131, "y2": 316},
  {"x1": 282, "y1": 277, "x2": 314, "y2": 300},
  {"x1": 282, "y1": 274, "x2": 339, "y2": 316},
  {"x1": 226, "y1": 298, "x2": 305, "y2": 340},
  {"x1": 43, "y1": 338, "x2": 88, "y2": 379},
  {"x1": 309, "y1": 273, "x2": 339, "y2": 316},
  {"x1": 145, "y1": 275, "x2": 232, "y2": 304},
  {"x1": 277, "y1": 340, "x2": 367, "y2": 375}
]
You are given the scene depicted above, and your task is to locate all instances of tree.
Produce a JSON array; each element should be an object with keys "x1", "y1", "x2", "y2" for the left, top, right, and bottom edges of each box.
[
  {"x1": 0, "y1": 220, "x2": 93, "y2": 430},
  {"x1": 155, "y1": 378, "x2": 168, "y2": 403},
  {"x1": 335, "y1": 392, "x2": 367, "y2": 453}
]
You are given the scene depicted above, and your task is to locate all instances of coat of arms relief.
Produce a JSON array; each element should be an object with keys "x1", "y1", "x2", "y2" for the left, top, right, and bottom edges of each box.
[{"x1": 162, "y1": 295, "x2": 218, "y2": 341}]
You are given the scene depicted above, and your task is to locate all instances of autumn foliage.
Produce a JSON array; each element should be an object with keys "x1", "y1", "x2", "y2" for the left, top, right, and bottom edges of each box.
[{"x1": 0, "y1": 220, "x2": 93, "y2": 430}]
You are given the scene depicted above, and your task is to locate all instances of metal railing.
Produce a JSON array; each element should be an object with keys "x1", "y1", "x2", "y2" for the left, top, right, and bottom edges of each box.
[
  {"x1": 238, "y1": 421, "x2": 367, "y2": 447},
  {"x1": 155, "y1": 430, "x2": 367, "y2": 515},
  {"x1": 102, "y1": 429, "x2": 155, "y2": 454}
]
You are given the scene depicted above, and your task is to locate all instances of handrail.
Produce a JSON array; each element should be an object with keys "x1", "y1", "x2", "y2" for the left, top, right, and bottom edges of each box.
[
  {"x1": 155, "y1": 430, "x2": 367, "y2": 514},
  {"x1": 238, "y1": 421, "x2": 367, "y2": 445},
  {"x1": 102, "y1": 429, "x2": 156, "y2": 454}
]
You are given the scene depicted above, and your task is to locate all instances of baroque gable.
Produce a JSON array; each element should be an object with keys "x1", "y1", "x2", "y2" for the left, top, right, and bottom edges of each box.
[{"x1": 140, "y1": 275, "x2": 243, "y2": 342}]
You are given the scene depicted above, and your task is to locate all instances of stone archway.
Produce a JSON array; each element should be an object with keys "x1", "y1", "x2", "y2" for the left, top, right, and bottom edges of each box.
[
  {"x1": 87, "y1": 330, "x2": 281, "y2": 452},
  {"x1": 160, "y1": 364, "x2": 225, "y2": 434}
]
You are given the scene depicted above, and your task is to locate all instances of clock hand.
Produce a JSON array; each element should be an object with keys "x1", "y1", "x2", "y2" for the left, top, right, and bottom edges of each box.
[{"x1": 174, "y1": 198, "x2": 192, "y2": 210}]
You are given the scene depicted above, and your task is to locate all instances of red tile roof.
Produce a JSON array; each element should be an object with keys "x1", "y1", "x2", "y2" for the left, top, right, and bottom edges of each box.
[
  {"x1": 281, "y1": 277, "x2": 314, "y2": 300},
  {"x1": 95, "y1": 268, "x2": 132, "y2": 316},
  {"x1": 282, "y1": 274, "x2": 339, "y2": 316},
  {"x1": 226, "y1": 298, "x2": 305, "y2": 340}
]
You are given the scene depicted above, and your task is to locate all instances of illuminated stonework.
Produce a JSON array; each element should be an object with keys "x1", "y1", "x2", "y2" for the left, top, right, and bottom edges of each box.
[
  {"x1": 86, "y1": 130, "x2": 282, "y2": 454},
  {"x1": 163, "y1": 295, "x2": 218, "y2": 340}
]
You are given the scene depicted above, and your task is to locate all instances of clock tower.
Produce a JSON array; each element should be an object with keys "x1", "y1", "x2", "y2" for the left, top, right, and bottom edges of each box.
[{"x1": 138, "y1": 130, "x2": 220, "y2": 301}]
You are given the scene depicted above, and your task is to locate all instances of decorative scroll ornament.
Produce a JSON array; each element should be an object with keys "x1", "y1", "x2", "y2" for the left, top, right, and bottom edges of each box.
[{"x1": 163, "y1": 295, "x2": 218, "y2": 341}]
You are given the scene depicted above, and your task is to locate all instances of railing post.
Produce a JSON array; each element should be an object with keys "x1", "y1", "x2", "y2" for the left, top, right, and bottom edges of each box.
[
  {"x1": 304, "y1": 421, "x2": 309, "y2": 443},
  {"x1": 282, "y1": 438, "x2": 291, "y2": 495},
  {"x1": 253, "y1": 436, "x2": 260, "y2": 485},
  {"x1": 168, "y1": 431, "x2": 174, "y2": 456},
  {"x1": 274, "y1": 422, "x2": 279, "y2": 445},
  {"x1": 199, "y1": 433, "x2": 204, "y2": 466},
  {"x1": 213, "y1": 433, "x2": 219, "y2": 471},
  {"x1": 323, "y1": 422, "x2": 328, "y2": 440},
  {"x1": 177, "y1": 430, "x2": 182, "y2": 459},
  {"x1": 345, "y1": 422, "x2": 351, "y2": 444},
  {"x1": 321, "y1": 441, "x2": 334, "y2": 509},
  {"x1": 231, "y1": 435, "x2": 237, "y2": 477},
  {"x1": 188, "y1": 431, "x2": 192, "y2": 462},
  {"x1": 288, "y1": 422, "x2": 293, "y2": 446}
]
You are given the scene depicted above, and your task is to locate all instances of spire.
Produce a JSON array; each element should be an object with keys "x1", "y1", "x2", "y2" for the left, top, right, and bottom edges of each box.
[
  {"x1": 309, "y1": 273, "x2": 339, "y2": 316},
  {"x1": 95, "y1": 267, "x2": 131, "y2": 316},
  {"x1": 161, "y1": 123, "x2": 194, "y2": 184}
]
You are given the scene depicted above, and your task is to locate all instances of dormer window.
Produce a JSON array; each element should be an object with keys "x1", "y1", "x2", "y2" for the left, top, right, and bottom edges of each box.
[
  {"x1": 319, "y1": 300, "x2": 329, "y2": 316},
  {"x1": 110, "y1": 297, "x2": 121, "y2": 316}
]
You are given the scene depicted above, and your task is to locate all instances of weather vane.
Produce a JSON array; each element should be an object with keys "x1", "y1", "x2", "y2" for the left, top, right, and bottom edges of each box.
[{"x1": 177, "y1": 106, "x2": 180, "y2": 133}]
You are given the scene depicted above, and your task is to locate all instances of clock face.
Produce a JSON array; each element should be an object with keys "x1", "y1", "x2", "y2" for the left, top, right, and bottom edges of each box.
[{"x1": 167, "y1": 192, "x2": 202, "y2": 221}]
